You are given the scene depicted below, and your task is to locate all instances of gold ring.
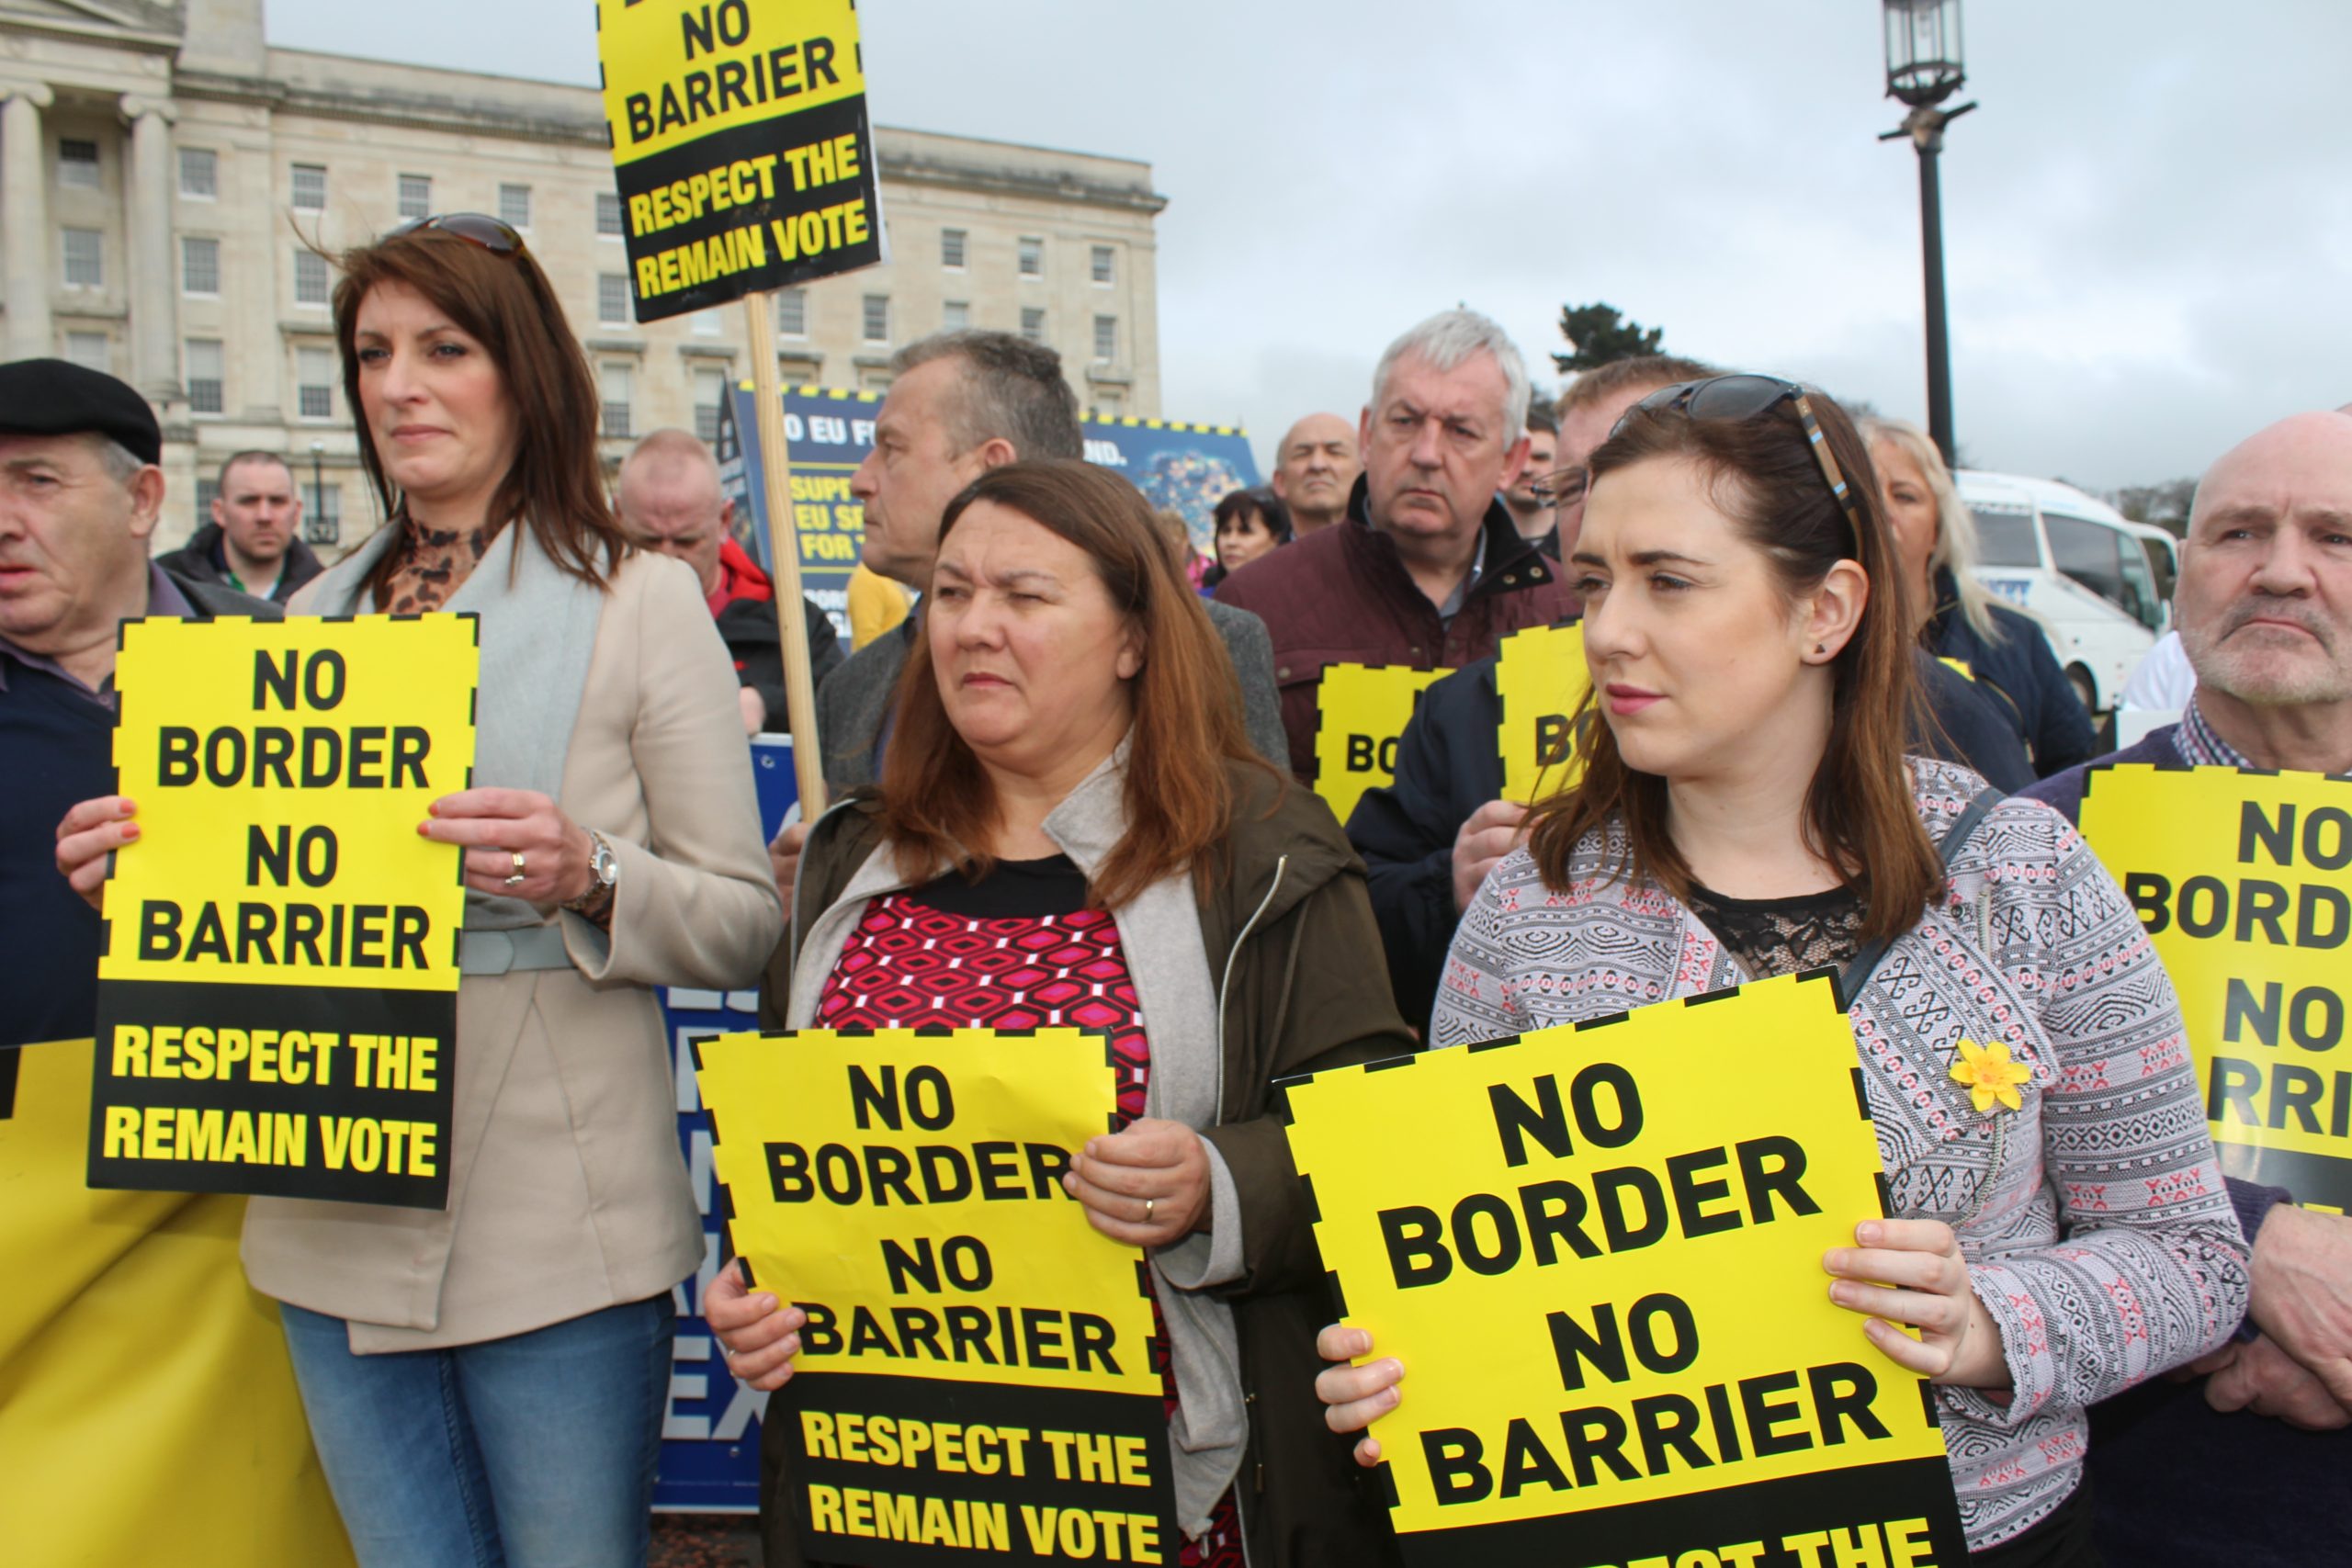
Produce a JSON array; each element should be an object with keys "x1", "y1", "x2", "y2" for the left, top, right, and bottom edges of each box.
[
  {"x1": 1144, "y1": 1197, "x2": 1155, "y2": 1223},
  {"x1": 503, "y1": 850, "x2": 527, "y2": 888}
]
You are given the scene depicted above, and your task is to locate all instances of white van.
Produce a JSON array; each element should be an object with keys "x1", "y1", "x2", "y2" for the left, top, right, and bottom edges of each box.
[{"x1": 1957, "y1": 470, "x2": 2165, "y2": 715}]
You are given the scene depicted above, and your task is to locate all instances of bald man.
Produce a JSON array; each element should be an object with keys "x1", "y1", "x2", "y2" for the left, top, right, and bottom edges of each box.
[
  {"x1": 2027, "y1": 410, "x2": 2352, "y2": 1567},
  {"x1": 615, "y1": 429, "x2": 842, "y2": 736},
  {"x1": 1267, "y1": 412, "x2": 1360, "y2": 535}
]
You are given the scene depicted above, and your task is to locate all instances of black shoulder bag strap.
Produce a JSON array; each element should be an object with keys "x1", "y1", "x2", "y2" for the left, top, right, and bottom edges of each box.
[{"x1": 1840, "y1": 785, "x2": 2007, "y2": 1004}]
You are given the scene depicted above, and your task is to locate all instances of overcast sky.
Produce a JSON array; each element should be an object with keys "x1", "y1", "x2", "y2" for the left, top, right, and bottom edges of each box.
[{"x1": 270, "y1": 0, "x2": 2351, "y2": 493}]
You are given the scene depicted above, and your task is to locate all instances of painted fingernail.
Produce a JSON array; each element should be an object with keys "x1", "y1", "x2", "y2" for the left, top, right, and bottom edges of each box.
[{"x1": 119, "y1": 823, "x2": 140, "y2": 840}]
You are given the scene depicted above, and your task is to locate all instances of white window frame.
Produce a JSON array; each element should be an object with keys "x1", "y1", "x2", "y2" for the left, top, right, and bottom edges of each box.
[
  {"x1": 58, "y1": 138, "x2": 101, "y2": 189},
  {"x1": 596, "y1": 191, "x2": 625, "y2": 238},
  {"x1": 861, "y1": 294, "x2": 890, "y2": 345},
  {"x1": 63, "y1": 331, "x2": 110, "y2": 373},
  {"x1": 498, "y1": 183, "x2": 532, "y2": 231},
  {"x1": 941, "y1": 228, "x2": 967, "y2": 270},
  {"x1": 599, "y1": 363, "x2": 633, "y2": 439},
  {"x1": 178, "y1": 147, "x2": 219, "y2": 200},
  {"x1": 61, "y1": 228, "x2": 103, "y2": 289},
  {"x1": 180, "y1": 236, "x2": 221, "y2": 298},
  {"x1": 397, "y1": 174, "x2": 432, "y2": 221},
  {"x1": 296, "y1": 347, "x2": 337, "y2": 421},
  {"x1": 186, "y1": 338, "x2": 226, "y2": 416},
  {"x1": 293, "y1": 249, "x2": 331, "y2": 308},
  {"x1": 942, "y1": 300, "x2": 970, "y2": 333},
  {"x1": 1017, "y1": 236, "x2": 1044, "y2": 278},
  {"x1": 597, "y1": 273, "x2": 632, "y2": 326},
  {"x1": 775, "y1": 288, "x2": 808, "y2": 337},
  {"x1": 1092, "y1": 314, "x2": 1117, "y2": 365},
  {"x1": 290, "y1": 163, "x2": 327, "y2": 211},
  {"x1": 1091, "y1": 245, "x2": 1115, "y2": 286},
  {"x1": 1020, "y1": 307, "x2": 1046, "y2": 345}
]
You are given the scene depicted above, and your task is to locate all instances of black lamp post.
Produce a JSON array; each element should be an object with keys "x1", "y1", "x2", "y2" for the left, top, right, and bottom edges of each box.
[{"x1": 1880, "y1": 0, "x2": 1974, "y2": 468}]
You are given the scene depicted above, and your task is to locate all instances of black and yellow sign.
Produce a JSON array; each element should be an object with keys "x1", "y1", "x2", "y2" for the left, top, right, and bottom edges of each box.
[
  {"x1": 2079, "y1": 763, "x2": 2352, "y2": 1211},
  {"x1": 1496, "y1": 622, "x2": 1593, "y2": 805},
  {"x1": 598, "y1": 0, "x2": 883, "y2": 322},
  {"x1": 697, "y1": 1028, "x2": 1178, "y2": 1564},
  {"x1": 1283, "y1": 973, "x2": 1965, "y2": 1568},
  {"x1": 87, "y1": 615, "x2": 477, "y2": 1208},
  {"x1": 1314, "y1": 663, "x2": 1451, "y2": 825}
]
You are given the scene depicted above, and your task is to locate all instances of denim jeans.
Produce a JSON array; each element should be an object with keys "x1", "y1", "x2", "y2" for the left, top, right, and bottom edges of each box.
[{"x1": 279, "y1": 1295, "x2": 674, "y2": 1568}]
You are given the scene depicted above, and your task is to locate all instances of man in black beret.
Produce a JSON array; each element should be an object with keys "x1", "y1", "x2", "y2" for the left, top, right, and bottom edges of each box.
[{"x1": 0, "y1": 358, "x2": 277, "y2": 1080}]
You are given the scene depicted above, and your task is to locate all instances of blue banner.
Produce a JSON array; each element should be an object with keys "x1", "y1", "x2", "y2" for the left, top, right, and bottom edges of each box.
[
  {"x1": 652, "y1": 735, "x2": 797, "y2": 1513},
  {"x1": 716, "y1": 385, "x2": 1261, "y2": 641}
]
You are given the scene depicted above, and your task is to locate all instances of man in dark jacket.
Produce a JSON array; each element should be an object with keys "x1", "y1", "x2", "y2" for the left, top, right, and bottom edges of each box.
[
  {"x1": 615, "y1": 428, "x2": 842, "y2": 734},
  {"x1": 2025, "y1": 410, "x2": 2352, "y2": 1568},
  {"x1": 1215, "y1": 309, "x2": 1578, "y2": 786},
  {"x1": 1, "y1": 359, "x2": 279, "y2": 1071},
  {"x1": 154, "y1": 450, "x2": 323, "y2": 604}
]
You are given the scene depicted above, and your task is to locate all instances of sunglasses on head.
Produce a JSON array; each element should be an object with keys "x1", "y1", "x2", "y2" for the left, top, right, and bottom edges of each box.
[
  {"x1": 1617, "y1": 374, "x2": 1870, "y2": 548},
  {"x1": 388, "y1": 212, "x2": 526, "y2": 255}
]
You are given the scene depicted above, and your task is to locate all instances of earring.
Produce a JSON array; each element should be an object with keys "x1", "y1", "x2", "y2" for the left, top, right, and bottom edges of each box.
[{"x1": 1815, "y1": 643, "x2": 1826, "y2": 655}]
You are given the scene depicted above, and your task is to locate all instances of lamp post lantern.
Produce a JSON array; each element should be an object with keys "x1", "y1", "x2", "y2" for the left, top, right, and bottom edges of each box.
[
  {"x1": 306, "y1": 439, "x2": 335, "y2": 547},
  {"x1": 1880, "y1": 0, "x2": 1974, "y2": 468}
]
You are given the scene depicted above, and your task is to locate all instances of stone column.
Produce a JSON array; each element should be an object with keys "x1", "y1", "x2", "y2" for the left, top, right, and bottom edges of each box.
[
  {"x1": 2, "y1": 83, "x2": 56, "y2": 361},
  {"x1": 121, "y1": 95, "x2": 179, "y2": 399}
]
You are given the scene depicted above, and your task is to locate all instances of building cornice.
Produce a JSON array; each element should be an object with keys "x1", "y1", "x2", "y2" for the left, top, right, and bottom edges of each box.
[{"x1": 879, "y1": 148, "x2": 1167, "y2": 216}]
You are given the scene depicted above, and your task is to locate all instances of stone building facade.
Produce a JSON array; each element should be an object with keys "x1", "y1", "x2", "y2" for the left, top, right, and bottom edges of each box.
[{"x1": 0, "y1": 0, "x2": 1165, "y2": 555}]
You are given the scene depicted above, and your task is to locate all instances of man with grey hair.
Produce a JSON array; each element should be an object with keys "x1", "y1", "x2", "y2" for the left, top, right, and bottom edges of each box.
[
  {"x1": 2024, "y1": 409, "x2": 2352, "y2": 1566},
  {"x1": 615, "y1": 427, "x2": 841, "y2": 736},
  {"x1": 1215, "y1": 309, "x2": 1576, "y2": 785}
]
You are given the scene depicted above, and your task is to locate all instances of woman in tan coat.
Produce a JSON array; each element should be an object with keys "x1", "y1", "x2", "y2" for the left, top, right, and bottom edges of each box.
[{"x1": 58, "y1": 215, "x2": 782, "y2": 1567}]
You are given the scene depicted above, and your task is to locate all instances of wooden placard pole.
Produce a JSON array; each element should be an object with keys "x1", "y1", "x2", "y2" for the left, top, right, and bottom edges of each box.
[{"x1": 741, "y1": 289, "x2": 828, "y2": 818}]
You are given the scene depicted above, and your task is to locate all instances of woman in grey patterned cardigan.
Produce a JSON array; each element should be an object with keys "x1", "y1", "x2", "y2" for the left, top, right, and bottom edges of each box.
[{"x1": 1316, "y1": 378, "x2": 2247, "y2": 1563}]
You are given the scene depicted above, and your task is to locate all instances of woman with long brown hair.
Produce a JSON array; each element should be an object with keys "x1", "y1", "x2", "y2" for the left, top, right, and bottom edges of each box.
[
  {"x1": 60, "y1": 215, "x2": 782, "y2": 1565},
  {"x1": 707, "y1": 458, "x2": 1414, "y2": 1567},
  {"x1": 1313, "y1": 378, "x2": 2247, "y2": 1564}
]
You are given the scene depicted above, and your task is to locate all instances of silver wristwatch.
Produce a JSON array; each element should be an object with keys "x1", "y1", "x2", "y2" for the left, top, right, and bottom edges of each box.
[{"x1": 564, "y1": 829, "x2": 619, "y2": 910}]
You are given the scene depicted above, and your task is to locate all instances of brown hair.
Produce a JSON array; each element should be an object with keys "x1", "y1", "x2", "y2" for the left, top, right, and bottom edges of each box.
[
  {"x1": 1526, "y1": 386, "x2": 1941, "y2": 943},
  {"x1": 1556, "y1": 355, "x2": 1721, "y2": 418},
  {"x1": 330, "y1": 228, "x2": 627, "y2": 603},
  {"x1": 877, "y1": 460, "x2": 1271, "y2": 908}
]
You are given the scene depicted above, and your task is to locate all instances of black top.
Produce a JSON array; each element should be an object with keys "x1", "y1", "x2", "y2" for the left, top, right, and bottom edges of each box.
[
  {"x1": 1684, "y1": 882, "x2": 1866, "y2": 978},
  {"x1": 911, "y1": 854, "x2": 1089, "y2": 919}
]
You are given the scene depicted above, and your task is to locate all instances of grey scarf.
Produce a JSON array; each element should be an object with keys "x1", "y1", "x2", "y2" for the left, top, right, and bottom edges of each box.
[{"x1": 300, "y1": 518, "x2": 602, "y2": 931}]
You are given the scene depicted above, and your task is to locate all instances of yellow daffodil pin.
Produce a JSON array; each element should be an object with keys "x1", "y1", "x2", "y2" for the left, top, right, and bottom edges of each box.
[{"x1": 1950, "y1": 1039, "x2": 2032, "y2": 1113}]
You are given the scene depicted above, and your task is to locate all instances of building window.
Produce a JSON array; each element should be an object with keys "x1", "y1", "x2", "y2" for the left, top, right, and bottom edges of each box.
[
  {"x1": 942, "y1": 300, "x2": 970, "y2": 332},
  {"x1": 62, "y1": 229, "x2": 103, "y2": 288},
  {"x1": 294, "y1": 249, "x2": 331, "y2": 307},
  {"x1": 186, "y1": 339, "x2": 225, "y2": 415},
  {"x1": 398, "y1": 174, "x2": 432, "y2": 221},
  {"x1": 297, "y1": 347, "x2": 337, "y2": 420},
  {"x1": 695, "y1": 368, "x2": 727, "y2": 443},
  {"x1": 941, "y1": 228, "x2": 967, "y2": 269},
  {"x1": 775, "y1": 288, "x2": 807, "y2": 337},
  {"x1": 63, "y1": 332, "x2": 109, "y2": 373},
  {"x1": 861, "y1": 295, "x2": 889, "y2": 345},
  {"x1": 290, "y1": 163, "x2": 327, "y2": 210},
  {"x1": 596, "y1": 191, "x2": 624, "y2": 237},
  {"x1": 1020, "y1": 307, "x2": 1046, "y2": 345},
  {"x1": 59, "y1": 138, "x2": 101, "y2": 189},
  {"x1": 196, "y1": 477, "x2": 220, "y2": 519},
  {"x1": 598, "y1": 273, "x2": 632, "y2": 325},
  {"x1": 498, "y1": 184, "x2": 532, "y2": 230},
  {"x1": 1092, "y1": 315, "x2": 1117, "y2": 364},
  {"x1": 600, "y1": 364, "x2": 633, "y2": 438},
  {"x1": 181, "y1": 236, "x2": 221, "y2": 297},
  {"x1": 1017, "y1": 237, "x2": 1044, "y2": 278},
  {"x1": 1091, "y1": 245, "x2": 1115, "y2": 286},
  {"x1": 179, "y1": 148, "x2": 219, "y2": 199}
]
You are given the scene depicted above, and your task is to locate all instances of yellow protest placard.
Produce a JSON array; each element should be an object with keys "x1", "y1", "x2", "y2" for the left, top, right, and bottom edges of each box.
[
  {"x1": 1283, "y1": 972, "x2": 1963, "y2": 1567},
  {"x1": 697, "y1": 1027, "x2": 1177, "y2": 1563},
  {"x1": 1496, "y1": 621, "x2": 1593, "y2": 805},
  {"x1": 598, "y1": 0, "x2": 881, "y2": 321},
  {"x1": 1314, "y1": 663, "x2": 1450, "y2": 826},
  {"x1": 88, "y1": 615, "x2": 477, "y2": 1208},
  {"x1": 2078, "y1": 763, "x2": 2352, "y2": 1211}
]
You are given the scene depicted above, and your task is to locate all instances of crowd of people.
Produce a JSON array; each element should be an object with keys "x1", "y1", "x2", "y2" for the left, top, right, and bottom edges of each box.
[{"x1": 4, "y1": 205, "x2": 2347, "y2": 1568}]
